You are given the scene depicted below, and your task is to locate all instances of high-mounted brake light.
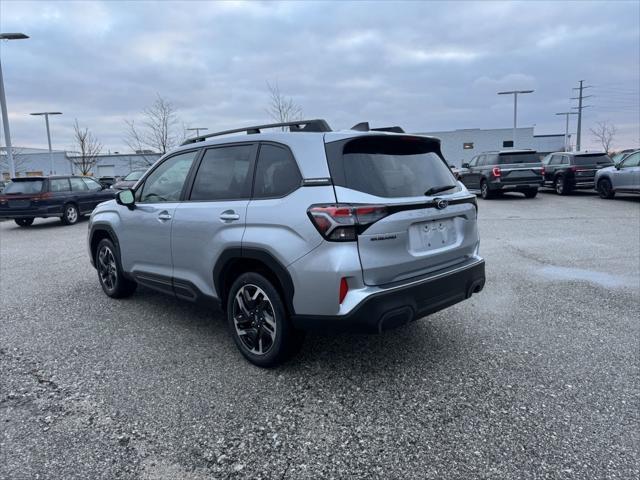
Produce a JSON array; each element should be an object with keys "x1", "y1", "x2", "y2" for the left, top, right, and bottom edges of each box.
[
  {"x1": 307, "y1": 204, "x2": 389, "y2": 241},
  {"x1": 492, "y1": 167, "x2": 501, "y2": 178}
]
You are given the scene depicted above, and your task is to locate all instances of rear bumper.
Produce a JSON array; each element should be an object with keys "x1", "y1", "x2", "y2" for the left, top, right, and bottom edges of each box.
[
  {"x1": 0, "y1": 206, "x2": 62, "y2": 219},
  {"x1": 569, "y1": 180, "x2": 595, "y2": 189},
  {"x1": 489, "y1": 181, "x2": 542, "y2": 191},
  {"x1": 292, "y1": 258, "x2": 485, "y2": 333}
]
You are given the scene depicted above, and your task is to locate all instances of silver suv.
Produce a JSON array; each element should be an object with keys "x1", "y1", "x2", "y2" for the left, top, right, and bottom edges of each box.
[{"x1": 88, "y1": 119, "x2": 485, "y2": 367}]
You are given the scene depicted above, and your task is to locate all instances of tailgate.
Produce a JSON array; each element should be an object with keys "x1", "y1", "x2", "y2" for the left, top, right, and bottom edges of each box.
[
  {"x1": 500, "y1": 162, "x2": 542, "y2": 184},
  {"x1": 355, "y1": 196, "x2": 479, "y2": 285}
]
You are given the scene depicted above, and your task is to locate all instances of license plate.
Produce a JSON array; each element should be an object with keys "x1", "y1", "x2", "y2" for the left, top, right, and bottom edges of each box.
[
  {"x1": 8, "y1": 200, "x2": 30, "y2": 209},
  {"x1": 417, "y1": 219, "x2": 456, "y2": 251}
]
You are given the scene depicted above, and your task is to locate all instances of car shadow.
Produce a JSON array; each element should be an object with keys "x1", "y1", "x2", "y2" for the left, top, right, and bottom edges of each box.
[{"x1": 5, "y1": 217, "x2": 90, "y2": 230}]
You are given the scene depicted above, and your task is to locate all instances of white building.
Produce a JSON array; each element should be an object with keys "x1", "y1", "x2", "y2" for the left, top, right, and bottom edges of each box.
[
  {"x1": 1, "y1": 147, "x2": 160, "y2": 179},
  {"x1": 415, "y1": 127, "x2": 568, "y2": 166}
]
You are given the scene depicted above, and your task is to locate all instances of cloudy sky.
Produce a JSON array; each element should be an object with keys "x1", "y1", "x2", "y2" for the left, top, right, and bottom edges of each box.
[{"x1": 1, "y1": 0, "x2": 638, "y2": 153}]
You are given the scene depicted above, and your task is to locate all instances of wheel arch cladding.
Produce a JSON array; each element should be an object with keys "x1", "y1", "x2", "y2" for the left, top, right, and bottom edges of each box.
[
  {"x1": 89, "y1": 226, "x2": 118, "y2": 266},
  {"x1": 214, "y1": 248, "x2": 295, "y2": 315}
]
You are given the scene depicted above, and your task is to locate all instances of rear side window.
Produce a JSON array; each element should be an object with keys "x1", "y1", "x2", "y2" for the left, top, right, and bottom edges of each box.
[
  {"x1": 70, "y1": 178, "x2": 88, "y2": 192},
  {"x1": 50, "y1": 178, "x2": 70, "y2": 192},
  {"x1": 497, "y1": 152, "x2": 540, "y2": 164},
  {"x1": 253, "y1": 144, "x2": 301, "y2": 198},
  {"x1": 2, "y1": 180, "x2": 43, "y2": 194},
  {"x1": 327, "y1": 136, "x2": 457, "y2": 198},
  {"x1": 190, "y1": 145, "x2": 254, "y2": 201},
  {"x1": 82, "y1": 177, "x2": 102, "y2": 191}
]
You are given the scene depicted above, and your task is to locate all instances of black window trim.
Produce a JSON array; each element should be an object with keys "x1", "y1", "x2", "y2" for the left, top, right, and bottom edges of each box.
[
  {"x1": 250, "y1": 141, "x2": 303, "y2": 201},
  {"x1": 133, "y1": 147, "x2": 204, "y2": 203},
  {"x1": 184, "y1": 142, "x2": 259, "y2": 203}
]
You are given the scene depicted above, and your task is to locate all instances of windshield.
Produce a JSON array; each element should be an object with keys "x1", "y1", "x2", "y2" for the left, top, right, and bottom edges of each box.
[
  {"x1": 124, "y1": 170, "x2": 145, "y2": 181},
  {"x1": 497, "y1": 152, "x2": 540, "y2": 164},
  {"x1": 328, "y1": 136, "x2": 457, "y2": 198},
  {"x1": 573, "y1": 155, "x2": 613, "y2": 166},
  {"x1": 3, "y1": 180, "x2": 44, "y2": 194}
]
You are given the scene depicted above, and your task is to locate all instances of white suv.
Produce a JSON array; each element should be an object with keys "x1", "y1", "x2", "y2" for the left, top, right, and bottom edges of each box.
[{"x1": 88, "y1": 119, "x2": 485, "y2": 366}]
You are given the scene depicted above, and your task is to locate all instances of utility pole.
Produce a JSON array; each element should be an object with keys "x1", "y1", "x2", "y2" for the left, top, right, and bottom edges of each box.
[
  {"x1": 571, "y1": 80, "x2": 592, "y2": 151},
  {"x1": 497, "y1": 90, "x2": 534, "y2": 148},
  {"x1": 555, "y1": 112, "x2": 578, "y2": 151}
]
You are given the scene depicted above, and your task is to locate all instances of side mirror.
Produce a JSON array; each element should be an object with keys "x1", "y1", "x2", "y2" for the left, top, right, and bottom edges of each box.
[
  {"x1": 116, "y1": 189, "x2": 135, "y2": 209},
  {"x1": 462, "y1": 163, "x2": 470, "y2": 169}
]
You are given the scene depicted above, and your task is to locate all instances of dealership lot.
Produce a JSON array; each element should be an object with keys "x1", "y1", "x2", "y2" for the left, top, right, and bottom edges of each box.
[{"x1": 1, "y1": 192, "x2": 638, "y2": 479}]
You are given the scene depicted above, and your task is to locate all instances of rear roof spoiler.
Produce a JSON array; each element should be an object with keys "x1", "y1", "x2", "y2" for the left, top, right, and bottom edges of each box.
[{"x1": 350, "y1": 122, "x2": 405, "y2": 133}]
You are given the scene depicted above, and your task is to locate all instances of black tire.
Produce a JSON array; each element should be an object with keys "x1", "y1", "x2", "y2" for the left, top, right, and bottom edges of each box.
[
  {"x1": 95, "y1": 238, "x2": 137, "y2": 298},
  {"x1": 480, "y1": 180, "x2": 494, "y2": 199},
  {"x1": 61, "y1": 203, "x2": 80, "y2": 225},
  {"x1": 597, "y1": 178, "x2": 615, "y2": 199},
  {"x1": 226, "y1": 272, "x2": 304, "y2": 367},
  {"x1": 554, "y1": 175, "x2": 568, "y2": 195},
  {"x1": 524, "y1": 188, "x2": 538, "y2": 199},
  {"x1": 14, "y1": 218, "x2": 34, "y2": 227}
]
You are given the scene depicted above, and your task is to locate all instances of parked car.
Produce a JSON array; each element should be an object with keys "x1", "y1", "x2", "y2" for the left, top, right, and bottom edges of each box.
[
  {"x1": 98, "y1": 176, "x2": 118, "y2": 188},
  {"x1": 541, "y1": 151, "x2": 613, "y2": 195},
  {"x1": 458, "y1": 149, "x2": 543, "y2": 199},
  {"x1": 595, "y1": 149, "x2": 640, "y2": 198},
  {"x1": 0, "y1": 175, "x2": 115, "y2": 227},
  {"x1": 88, "y1": 119, "x2": 485, "y2": 367},
  {"x1": 112, "y1": 169, "x2": 147, "y2": 190}
]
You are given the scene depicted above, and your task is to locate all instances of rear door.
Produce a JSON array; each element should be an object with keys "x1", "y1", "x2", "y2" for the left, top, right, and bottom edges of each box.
[
  {"x1": 325, "y1": 135, "x2": 479, "y2": 286},
  {"x1": 496, "y1": 151, "x2": 542, "y2": 186},
  {"x1": 171, "y1": 143, "x2": 257, "y2": 299}
]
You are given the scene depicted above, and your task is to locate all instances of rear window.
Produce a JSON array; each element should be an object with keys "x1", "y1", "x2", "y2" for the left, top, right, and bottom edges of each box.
[
  {"x1": 497, "y1": 152, "x2": 540, "y2": 164},
  {"x1": 573, "y1": 155, "x2": 613, "y2": 166},
  {"x1": 3, "y1": 180, "x2": 44, "y2": 194},
  {"x1": 327, "y1": 136, "x2": 457, "y2": 198}
]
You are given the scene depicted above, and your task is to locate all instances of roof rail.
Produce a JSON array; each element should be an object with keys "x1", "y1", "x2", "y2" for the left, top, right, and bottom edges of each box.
[
  {"x1": 181, "y1": 119, "x2": 332, "y2": 145},
  {"x1": 350, "y1": 122, "x2": 405, "y2": 134}
]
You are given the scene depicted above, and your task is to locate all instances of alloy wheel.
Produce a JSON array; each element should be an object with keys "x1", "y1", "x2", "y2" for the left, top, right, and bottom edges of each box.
[
  {"x1": 66, "y1": 205, "x2": 78, "y2": 223},
  {"x1": 232, "y1": 284, "x2": 277, "y2": 356},
  {"x1": 98, "y1": 245, "x2": 117, "y2": 291}
]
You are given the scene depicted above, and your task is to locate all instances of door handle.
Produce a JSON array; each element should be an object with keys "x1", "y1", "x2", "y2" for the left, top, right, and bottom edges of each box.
[
  {"x1": 157, "y1": 211, "x2": 172, "y2": 221},
  {"x1": 220, "y1": 210, "x2": 240, "y2": 222}
]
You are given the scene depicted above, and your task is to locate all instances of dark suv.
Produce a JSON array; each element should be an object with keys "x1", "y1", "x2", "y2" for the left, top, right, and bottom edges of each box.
[
  {"x1": 541, "y1": 152, "x2": 613, "y2": 195},
  {"x1": 0, "y1": 176, "x2": 115, "y2": 227},
  {"x1": 459, "y1": 150, "x2": 543, "y2": 199}
]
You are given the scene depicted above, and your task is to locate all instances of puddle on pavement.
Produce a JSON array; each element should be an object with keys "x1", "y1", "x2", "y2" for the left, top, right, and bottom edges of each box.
[{"x1": 539, "y1": 265, "x2": 637, "y2": 289}]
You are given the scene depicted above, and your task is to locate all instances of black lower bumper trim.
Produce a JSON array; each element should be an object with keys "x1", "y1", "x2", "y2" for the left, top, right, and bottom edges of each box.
[{"x1": 292, "y1": 259, "x2": 485, "y2": 334}]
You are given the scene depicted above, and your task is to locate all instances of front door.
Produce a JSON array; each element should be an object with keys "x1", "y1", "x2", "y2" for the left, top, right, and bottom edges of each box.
[
  {"x1": 118, "y1": 150, "x2": 199, "y2": 288},
  {"x1": 171, "y1": 143, "x2": 257, "y2": 300}
]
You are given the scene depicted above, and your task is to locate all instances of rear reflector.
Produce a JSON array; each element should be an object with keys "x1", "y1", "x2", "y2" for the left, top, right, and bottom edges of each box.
[
  {"x1": 339, "y1": 277, "x2": 349, "y2": 304},
  {"x1": 307, "y1": 204, "x2": 388, "y2": 241}
]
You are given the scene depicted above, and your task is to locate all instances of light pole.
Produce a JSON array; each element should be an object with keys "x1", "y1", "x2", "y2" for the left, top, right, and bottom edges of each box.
[
  {"x1": 30, "y1": 112, "x2": 62, "y2": 174},
  {"x1": 497, "y1": 90, "x2": 534, "y2": 148},
  {"x1": 0, "y1": 32, "x2": 29, "y2": 178},
  {"x1": 187, "y1": 127, "x2": 208, "y2": 137},
  {"x1": 555, "y1": 112, "x2": 578, "y2": 152}
]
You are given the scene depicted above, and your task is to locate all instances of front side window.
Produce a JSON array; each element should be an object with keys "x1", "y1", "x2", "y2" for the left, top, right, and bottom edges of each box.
[
  {"x1": 621, "y1": 152, "x2": 640, "y2": 168},
  {"x1": 253, "y1": 144, "x2": 301, "y2": 198},
  {"x1": 70, "y1": 177, "x2": 88, "y2": 192},
  {"x1": 82, "y1": 177, "x2": 102, "y2": 191},
  {"x1": 139, "y1": 150, "x2": 198, "y2": 203},
  {"x1": 190, "y1": 145, "x2": 254, "y2": 201}
]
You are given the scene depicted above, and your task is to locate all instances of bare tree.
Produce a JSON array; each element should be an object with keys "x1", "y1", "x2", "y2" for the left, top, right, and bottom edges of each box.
[
  {"x1": 266, "y1": 81, "x2": 303, "y2": 128},
  {"x1": 71, "y1": 119, "x2": 102, "y2": 176},
  {"x1": 124, "y1": 94, "x2": 182, "y2": 163},
  {"x1": 0, "y1": 147, "x2": 30, "y2": 177},
  {"x1": 590, "y1": 121, "x2": 617, "y2": 154}
]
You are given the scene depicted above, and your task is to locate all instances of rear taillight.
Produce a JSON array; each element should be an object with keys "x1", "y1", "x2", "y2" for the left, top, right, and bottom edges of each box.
[
  {"x1": 32, "y1": 192, "x2": 52, "y2": 202},
  {"x1": 339, "y1": 277, "x2": 349, "y2": 304},
  {"x1": 540, "y1": 166, "x2": 545, "y2": 175},
  {"x1": 307, "y1": 204, "x2": 388, "y2": 241},
  {"x1": 492, "y1": 167, "x2": 501, "y2": 178}
]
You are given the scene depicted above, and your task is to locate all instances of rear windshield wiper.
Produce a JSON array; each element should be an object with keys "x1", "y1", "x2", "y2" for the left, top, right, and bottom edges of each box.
[{"x1": 424, "y1": 184, "x2": 456, "y2": 196}]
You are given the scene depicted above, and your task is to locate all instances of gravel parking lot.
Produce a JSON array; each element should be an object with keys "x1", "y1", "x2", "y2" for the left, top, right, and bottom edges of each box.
[{"x1": 1, "y1": 191, "x2": 638, "y2": 480}]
